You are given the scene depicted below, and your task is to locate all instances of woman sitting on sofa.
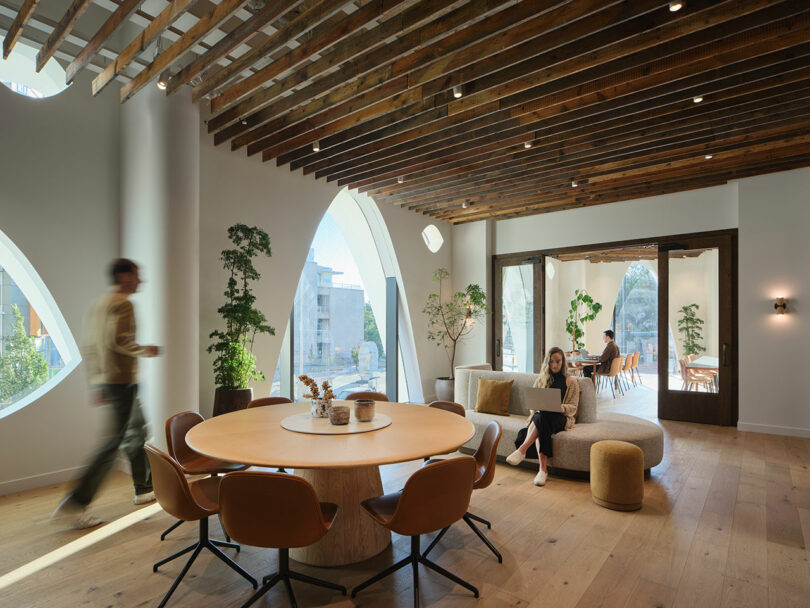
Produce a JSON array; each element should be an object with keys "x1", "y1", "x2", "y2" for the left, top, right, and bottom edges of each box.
[{"x1": 506, "y1": 346, "x2": 580, "y2": 486}]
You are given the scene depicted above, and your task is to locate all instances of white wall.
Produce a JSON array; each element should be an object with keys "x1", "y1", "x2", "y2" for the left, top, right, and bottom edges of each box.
[
  {"x1": 452, "y1": 221, "x2": 491, "y2": 369},
  {"x1": 738, "y1": 168, "x2": 810, "y2": 437},
  {"x1": 0, "y1": 75, "x2": 120, "y2": 493}
]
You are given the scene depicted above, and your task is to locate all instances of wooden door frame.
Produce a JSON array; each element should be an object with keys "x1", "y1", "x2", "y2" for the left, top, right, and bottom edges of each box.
[{"x1": 491, "y1": 228, "x2": 738, "y2": 425}]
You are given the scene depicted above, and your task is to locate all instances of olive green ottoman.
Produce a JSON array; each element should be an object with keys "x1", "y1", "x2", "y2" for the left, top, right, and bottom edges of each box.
[{"x1": 590, "y1": 440, "x2": 644, "y2": 511}]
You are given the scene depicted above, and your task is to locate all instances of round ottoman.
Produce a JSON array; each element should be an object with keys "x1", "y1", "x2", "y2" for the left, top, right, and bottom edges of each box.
[{"x1": 590, "y1": 440, "x2": 644, "y2": 511}]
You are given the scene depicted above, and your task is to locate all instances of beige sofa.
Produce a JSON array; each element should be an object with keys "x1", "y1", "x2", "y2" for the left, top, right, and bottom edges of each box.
[{"x1": 454, "y1": 365, "x2": 664, "y2": 474}]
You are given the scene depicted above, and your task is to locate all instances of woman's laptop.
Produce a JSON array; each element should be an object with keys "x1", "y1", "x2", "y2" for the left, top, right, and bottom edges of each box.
[{"x1": 520, "y1": 387, "x2": 564, "y2": 413}]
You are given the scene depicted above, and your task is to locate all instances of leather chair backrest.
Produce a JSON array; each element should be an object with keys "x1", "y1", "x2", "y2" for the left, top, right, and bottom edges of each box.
[
  {"x1": 388, "y1": 456, "x2": 475, "y2": 537},
  {"x1": 632, "y1": 352, "x2": 640, "y2": 367},
  {"x1": 473, "y1": 421, "x2": 501, "y2": 490},
  {"x1": 165, "y1": 411, "x2": 204, "y2": 468},
  {"x1": 622, "y1": 355, "x2": 632, "y2": 371},
  {"x1": 345, "y1": 391, "x2": 388, "y2": 402},
  {"x1": 428, "y1": 401, "x2": 466, "y2": 417},
  {"x1": 144, "y1": 444, "x2": 210, "y2": 522},
  {"x1": 247, "y1": 397, "x2": 293, "y2": 409},
  {"x1": 219, "y1": 472, "x2": 329, "y2": 549},
  {"x1": 609, "y1": 356, "x2": 623, "y2": 376}
]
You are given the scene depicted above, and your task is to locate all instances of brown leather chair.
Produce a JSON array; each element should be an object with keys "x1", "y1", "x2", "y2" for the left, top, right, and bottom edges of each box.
[
  {"x1": 247, "y1": 396, "x2": 293, "y2": 408},
  {"x1": 161, "y1": 411, "x2": 248, "y2": 541},
  {"x1": 422, "y1": 420, "x2": 503, "y2": 563},
  {"x1": 219, "y1": 471, "x2": 346, "y2": 608},
  {"x1": 351, "y1": 456, "x2": 479, "y2": 607},
  {"x1": 344, "y1": 391, "x2": 388, "y2": 401},
  {"x1": 144, "y1": 445, "x2": 256, "y2": 608},
  {"x1": 427, "y1": 400, "x2": 466, "y2": 417}
]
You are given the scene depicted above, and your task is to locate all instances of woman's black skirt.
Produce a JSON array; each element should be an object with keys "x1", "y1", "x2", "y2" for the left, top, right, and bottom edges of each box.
[{"x1": 514, "y1": 411, "x2": 567, "y2": 458}]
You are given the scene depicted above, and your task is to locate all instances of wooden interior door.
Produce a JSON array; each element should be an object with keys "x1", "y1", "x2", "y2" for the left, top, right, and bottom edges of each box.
[{"x1": 657, "y1": 233, "x2": 737, "y2": 425}]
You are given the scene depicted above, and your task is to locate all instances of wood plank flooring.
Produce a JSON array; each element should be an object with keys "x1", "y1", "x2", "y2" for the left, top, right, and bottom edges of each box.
[{"x1": 1, "y1": 393, "x2": 809, "y2": 607}]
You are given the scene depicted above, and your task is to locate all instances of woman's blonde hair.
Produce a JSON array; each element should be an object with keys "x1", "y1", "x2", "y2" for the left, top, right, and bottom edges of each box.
[{"x1": 538, "y1": 346, "x2": 568, "y2": 388}]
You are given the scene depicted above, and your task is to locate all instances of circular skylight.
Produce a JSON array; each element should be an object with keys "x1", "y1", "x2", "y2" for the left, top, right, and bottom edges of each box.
[
  {"x1": 421, "y1": 224, "x2": 444, "y2": 253},
  {"x1": 1, "y1": 41, "x2": 70, "y2": 99}
]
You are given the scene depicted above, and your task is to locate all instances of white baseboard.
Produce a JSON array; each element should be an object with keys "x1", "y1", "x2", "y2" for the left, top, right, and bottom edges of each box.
[
  {"x1": 737, "y1": 421, "x2": 810, "y2": 438},
  {"x1": 0, "y1": 466, "x2": 86, "y2": 496}
]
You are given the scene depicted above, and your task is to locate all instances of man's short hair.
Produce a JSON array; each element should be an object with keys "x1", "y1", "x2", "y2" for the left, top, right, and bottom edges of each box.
[
  {"x1": 604, "y1": 329, "x2": 615, "y2": 340},
  {"x1": 110, "y1": 258, "x2": 137, "y2": 284}
]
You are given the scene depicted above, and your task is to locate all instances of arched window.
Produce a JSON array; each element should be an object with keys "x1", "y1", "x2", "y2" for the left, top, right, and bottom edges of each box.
[
  {"x1": 0, "y1": 228, "x2": 80, "y2": 418},
  {"x1": 1, "y1": 42, "x2": 70, "y2": 99}
]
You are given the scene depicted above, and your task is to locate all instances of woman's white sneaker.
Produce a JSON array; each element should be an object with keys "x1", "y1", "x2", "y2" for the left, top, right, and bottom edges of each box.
[
  {"x1": 533, "y1": 470, "x2": 548, "y2": 486},
  {"x1": 506, "y1": 450, "x2": 525, "y2": 466}
]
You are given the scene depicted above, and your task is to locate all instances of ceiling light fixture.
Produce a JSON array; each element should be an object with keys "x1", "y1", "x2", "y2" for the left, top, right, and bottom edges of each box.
[
  {"x1": 453, "y1": 85, "x2": 463, "y2": 98},
  {"x1": 669, "y1": 1, "x2": 683, "y2": 12},
  {"x1": 156, "y1": 70, "x2": 170, "y2": 90},
  {"x1": 462, "y1": 202, "x2": 469, "y2": 209},
  {"x1": 705, "y1": 154, "x2": 713, "y2": 159},
  {"x1": 312, "y1": 141, "x2": 320, "y2": 152},
  {"x1": 571, "y1": 180, "x2": 578, "y2": 187},
  {"x1": 241, "y1": 119, "x2": 248, "y2": 126},
  {"x1": 397, "y1": 176, "x2": 404, "y2": 184},
  {"x1": 524, "y1": 141, "x2": 532, "y2": 149},
  {"x1": 693, "y1": 95, "x2": 703, "y2": 103}
]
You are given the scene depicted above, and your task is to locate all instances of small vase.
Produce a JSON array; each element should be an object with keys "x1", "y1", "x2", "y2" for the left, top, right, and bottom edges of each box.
[
  {"x1": 328, "y1": 404, "x2": 350, "y2": 425},
  {"x1": 310, "y1": 398, "x2": 331, "y2": 418},
  {"x1": 354, "y1": 399, "x2": 375, "y2": 422}
]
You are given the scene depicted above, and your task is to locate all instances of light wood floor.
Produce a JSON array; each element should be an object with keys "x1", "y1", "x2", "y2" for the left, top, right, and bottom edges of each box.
[{"x1": 2, "y1": 404, "x2": 809, "y2": 607}]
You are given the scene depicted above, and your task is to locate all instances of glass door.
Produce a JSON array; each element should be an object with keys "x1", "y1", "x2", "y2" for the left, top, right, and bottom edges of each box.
[
  {"x1": 657, "y1": 234, "x2": 736, "y2": 425},
  {"x1": 493, "y1": 258, "x2": 543, "y2": 373}
]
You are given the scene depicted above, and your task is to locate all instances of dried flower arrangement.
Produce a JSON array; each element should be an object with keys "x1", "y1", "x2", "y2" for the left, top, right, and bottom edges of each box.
[{"x1": 298, "y1": 375, "x2": 336, "y2": 400}]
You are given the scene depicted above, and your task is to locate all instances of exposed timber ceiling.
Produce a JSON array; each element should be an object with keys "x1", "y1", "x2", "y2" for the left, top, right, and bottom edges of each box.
[
  {"x1": 3, "y1": 0, "x2": 810, "y2": 223},
  {"x1": 550, "y1": 245, "x2": 712, "y2": 263}
]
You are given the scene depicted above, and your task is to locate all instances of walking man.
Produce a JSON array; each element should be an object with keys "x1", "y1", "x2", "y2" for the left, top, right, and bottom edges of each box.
[{"x1": 53, "y1": 259, "x2": 159, "y2": 528}]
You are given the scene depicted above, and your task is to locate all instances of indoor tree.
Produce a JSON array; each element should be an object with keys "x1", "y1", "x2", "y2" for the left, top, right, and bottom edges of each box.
[
  {"x1": 678, "y1": 303, "x2": 706, "y2": 357},
  {"x1": 565, "y1": 289, "x2": 603, "y2": 352},
  {"x1": 423, "y1": 268, "x2": 490, "y2": 379},
  {"x1": 208, "y1": 224, "x2": 274, "y2": 391}
]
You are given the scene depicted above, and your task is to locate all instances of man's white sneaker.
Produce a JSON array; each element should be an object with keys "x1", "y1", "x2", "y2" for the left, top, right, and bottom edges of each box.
[
  {"x1": 133, "y1": 491, "x2": 155, "y2": 505},
  {"x1": 533, "y1": 470, "x2": 548, "y2": 486},
  {"x1": 74, "y1": 511, "x2": 103, "y2": 529},
  {"x1": 506, "y1": 450, "x2": 525, "y2": 466}
]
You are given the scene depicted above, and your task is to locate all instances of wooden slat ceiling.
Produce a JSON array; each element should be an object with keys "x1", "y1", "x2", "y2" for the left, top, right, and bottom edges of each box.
[
  {"x1": 4, "y1": 0, "x2": 810, "y2": 223},
  {"x1": 551, "y1": 245, "x2": 711, "y2": 263}
]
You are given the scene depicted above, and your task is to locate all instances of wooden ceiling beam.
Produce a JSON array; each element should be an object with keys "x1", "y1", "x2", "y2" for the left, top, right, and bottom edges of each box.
[
  {"x1": 165, "y1": 0, "x2": 305, "y2": 94},
  {"x1": 91, "y1": 0, "x2": 196, "y2": 96},
  {"x1": 192, "y1": 0, "x2": 354, "y2": 103},
  {"x1": 35, "y1": 0, "x2": 92, "y2": 72},
  {"x1": 2, "y1": 0, "x2": 40, "y2": 60},
  {"x1": 119, "y1": 0, "x2": 249, "y2": 103},
  {"x1": 213, "y1": 0, "x2": 563, "y2": 144},
  {"x1": 66, "y1": 0, "x2": 144, "y2": 84}
]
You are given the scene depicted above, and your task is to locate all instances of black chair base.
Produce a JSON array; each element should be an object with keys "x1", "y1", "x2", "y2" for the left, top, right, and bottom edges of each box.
[
  {"x1": 422, "y1": 511, "x2": 502, "y2": 563},
  {"x1": 352, "y1": 535, "x2": 478, "y2": 607},
  {"x1": 153, "y1": 517, "x2": 256, "y2": 608},
  {"x1": 160, "y1": 514, "x2": 232, "y2": 542},
  {"x1": 241, "y1": 548, "x2": 346, "y2": 608}
]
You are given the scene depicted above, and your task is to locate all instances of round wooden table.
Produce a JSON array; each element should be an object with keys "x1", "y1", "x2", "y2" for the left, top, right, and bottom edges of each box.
[{"x1": 185, "y1": 401, "x2": 474, "y2": 567}]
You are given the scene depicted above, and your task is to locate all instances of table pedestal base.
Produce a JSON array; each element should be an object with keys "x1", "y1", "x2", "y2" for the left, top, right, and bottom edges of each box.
[{"x1": 291, "y1": 466, "x2": 391, "y2": 567}]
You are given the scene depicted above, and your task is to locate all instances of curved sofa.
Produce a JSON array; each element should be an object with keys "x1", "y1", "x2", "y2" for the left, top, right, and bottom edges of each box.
[{"x1": 454, "y1": 365, "x2": 664, "y2": 474}]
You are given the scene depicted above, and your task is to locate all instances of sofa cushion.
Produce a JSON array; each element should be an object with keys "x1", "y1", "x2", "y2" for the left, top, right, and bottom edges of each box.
[
  {"x1": 575, "y1": 378, "x2": 598, "y2": 423},
  {"x1": 475, "y1": 377, "x2": 513, "y2": 416}
]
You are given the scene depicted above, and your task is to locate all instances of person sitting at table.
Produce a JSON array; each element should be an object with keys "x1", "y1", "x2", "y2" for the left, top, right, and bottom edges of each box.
[
  {"x1": 583, "y1": 329, "x2": 620, "y2": 379},
  {"x1": 505, "y1": 347, "x2": 580, "y2": 486}
]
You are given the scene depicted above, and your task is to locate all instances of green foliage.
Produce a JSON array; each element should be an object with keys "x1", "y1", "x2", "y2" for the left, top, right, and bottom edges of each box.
[
  {"x1": 423, "y1": 268, "x2": 490, "y2": 378},
  {"x1": 363, "y1": 303, "x2": 384, "y2": 357},
  {"x1": 0, "y1": 305, "x2": 49, "y2": 402},
  {"x1": 351, "y1": 344, "x2": 359, "y2": 368},
  {"x1": 565, "y1": 289, "x2": 603, "y2": 351},
  {"x1": 208, "y1": 224, "x2": 274, "y2": 389},
  {"x1": 678, "y1": 303, "x2": 706, "y2": 357}
]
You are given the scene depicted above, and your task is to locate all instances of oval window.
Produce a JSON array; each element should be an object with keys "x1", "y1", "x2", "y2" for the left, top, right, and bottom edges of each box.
[
  {"x1": 421, "y1": 224, "x2": 444, "y2": 253},
  {"x1": 1, "y1": 41, "x2": 70, "y2": 99}
]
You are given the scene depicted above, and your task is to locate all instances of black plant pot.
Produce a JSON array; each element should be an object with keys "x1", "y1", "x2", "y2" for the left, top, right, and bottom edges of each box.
[{"x1": 213, "y1": 387, "x2": 254, "y2": 417}]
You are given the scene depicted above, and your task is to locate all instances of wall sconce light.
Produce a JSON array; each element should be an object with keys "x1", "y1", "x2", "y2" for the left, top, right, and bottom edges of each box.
[{"x1": 774, "y1": 297, "x2": 787, "y2": 314}]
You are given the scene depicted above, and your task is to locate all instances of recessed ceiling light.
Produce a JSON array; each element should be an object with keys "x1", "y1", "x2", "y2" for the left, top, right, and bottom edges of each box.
[
  {"x1": 241, "y1": 119, "x2": 247, "y2": 125},
  {"x1": 669, "y1": 1, "x2": 683, "y2": 12},
  {"x1": 462, "y1": 201, "x2": 469, "y2": 209},
  {"x1": 397, "y1": 176, "x2": 404, "y2": 184},
  {"x1": 453, "y1": 85, "x2": 462, "y2": 98},
  {"x1": 524, "y1": 141, "x2": 532, "y2": 149},
  {"x1": 312, "y1": 141, "x2": 320, "y2": 152},
  {"x1": 693, "y1": 95, "x2": 703, "y2": 103},
  {"x1": 705, "y1": 154, "x2": 713, "y2": 159},
  {"x1": 571, "y1": 180, "x2": 578, "y2": 187}
]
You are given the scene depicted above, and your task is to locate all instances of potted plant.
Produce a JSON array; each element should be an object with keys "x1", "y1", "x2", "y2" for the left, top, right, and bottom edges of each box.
[
  {"x1": 678, "y1": 303, "x2": 706, "y2": 357},
  {"x1": 209, "y1": 224, "x2": 274, "y2": 416},
  {"x1": 565, "y1": 289, "x2": 602, "y2": 352},
  {"x1": 423, "y1": 268, "x2": 490, "y2": 401}
]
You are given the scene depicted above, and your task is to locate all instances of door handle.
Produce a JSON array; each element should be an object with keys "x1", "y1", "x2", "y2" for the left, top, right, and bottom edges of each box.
[
  {"x1": 722, "y1": 343, "x2": 728, "y2": 366},
  {"x1": 496, "y1": 338, "x2": 501, "y2": 358}
]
